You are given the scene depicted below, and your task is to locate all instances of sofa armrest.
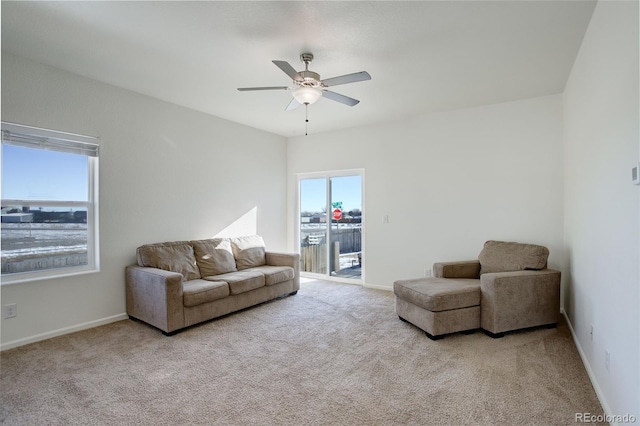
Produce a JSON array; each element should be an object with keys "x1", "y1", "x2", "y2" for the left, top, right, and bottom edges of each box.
[
  {"x1": 480, "y1": 269, "x2": 560, "y2": 334},
  {"x1": 265, "y1": 252, "x2": 300, "y2": 291},
  {"x1": 125, "y1": 265, "x2": 185, "y2": 334},
  {"x1": 433, "y1": 260, "x2": 480, "y2": 279}
]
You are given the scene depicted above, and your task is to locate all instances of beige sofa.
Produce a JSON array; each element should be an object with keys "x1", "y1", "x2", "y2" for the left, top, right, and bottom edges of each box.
[
  {"x1": 126, "y1": 235, "x2": 299, "y2": 335},
  {"x1": 394, "y1": 240, "x2": 561, "y2": 339}
]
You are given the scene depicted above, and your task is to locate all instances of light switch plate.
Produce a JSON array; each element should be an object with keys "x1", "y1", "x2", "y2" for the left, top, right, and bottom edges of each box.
[{"x1": 633, "y1": 163, "x2": 640, "y2": 185}]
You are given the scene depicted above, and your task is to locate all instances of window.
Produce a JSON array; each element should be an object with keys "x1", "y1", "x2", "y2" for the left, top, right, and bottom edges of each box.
[{"x1": 1, "y1": 122, "x2": 99, "y2": 283}]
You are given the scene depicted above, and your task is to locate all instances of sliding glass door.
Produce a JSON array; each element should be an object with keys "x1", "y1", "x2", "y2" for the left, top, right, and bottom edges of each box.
[{"x1": 299, "y1": 171, "x2": 363, "y2": 282}]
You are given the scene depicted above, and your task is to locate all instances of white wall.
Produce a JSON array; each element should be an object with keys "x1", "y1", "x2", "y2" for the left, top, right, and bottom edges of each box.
[
  {"x1": 3, "y1": 2, "x2": 638, "y2": 416},
  {"x1": 563, "y1": 0, "x2": 639, "y2": 419},
  {"x1": 0, "y1": 52, "x2": 288, "y2": 348},
  {"x1": 287, "y1": 95, "x2": 565, "y2": 291}
]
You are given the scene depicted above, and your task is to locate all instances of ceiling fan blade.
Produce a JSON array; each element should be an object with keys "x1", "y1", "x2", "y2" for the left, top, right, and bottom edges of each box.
[
  {"x1": 272, "y1": 60, "x2": 303, "y2": 82},
  {"x1": 237, "y1": 86, "x2": 289, "y2": 91},
  {"x1": 321, "y1": 71, "x2": 371, "y2": 87},
  {"x1": 285, "y1": 98, "x2": 302, "y2": 111},
  {"x1": 322, "y1": 90, "x2": 360, "y2": 107}
]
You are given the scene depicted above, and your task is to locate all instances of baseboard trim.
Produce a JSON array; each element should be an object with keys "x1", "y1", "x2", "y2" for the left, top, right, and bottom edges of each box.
[
  {"x1": 363, "y1": 282, "x2": 392, "y2": 292},
  {"x1": 561, "y1": 309, "x2": 616, "y2": 424},
  {"x1": 1, "y1": 313, "x2": 129, "y2": 351}
]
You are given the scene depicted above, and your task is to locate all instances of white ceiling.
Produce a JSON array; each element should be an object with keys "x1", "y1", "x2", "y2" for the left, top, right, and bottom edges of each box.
[{"x1": 1, "y1": 1, "x2": 597, "y2": 137}]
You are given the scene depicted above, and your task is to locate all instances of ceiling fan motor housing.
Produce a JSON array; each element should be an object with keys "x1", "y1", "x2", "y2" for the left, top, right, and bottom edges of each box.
[
  {"x1": 298, "y1": 70, "x2": 322, "y2": 87},
  {"x1": 295, "y1": 53, "x2": 322, "y2": 87}
]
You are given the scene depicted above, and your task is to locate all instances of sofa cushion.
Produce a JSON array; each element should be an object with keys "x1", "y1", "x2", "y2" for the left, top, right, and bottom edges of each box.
[
  {"x1": 191, "y1": 238, "x2": 237, "y2": 277},
  {"x1": 137, "y1": 241, "x2": 200, "y2": 281},
  {"x1": 478, "y1": 240, "x2": 549, "y2": 275},
  {"x1": 393, "y1": 278, "x2": 481, "y2": 312},
  {"x1": 231, "y1": 235, "x2": 266, "y2": 270},
  {"x1": 183, "y1": 279, "x2": 230, "y2": 307},
  {"x1": 246, "y1": 265, "x2": 294, "y2": 286},
  {"x1": 204, "y1": 270, "x2": 265, "y2": 295}
]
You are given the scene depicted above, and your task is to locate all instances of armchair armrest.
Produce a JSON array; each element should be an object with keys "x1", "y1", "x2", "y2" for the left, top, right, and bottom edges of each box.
[
  {"x1": 433, "y1": 260, "x2": 480, "y2": 279},
  {"x1": 480, "y1": 269, "x2": 560, "y2": 334},
  {"x1": 125, "y1": 265, "x2": 185, "y2": 334},
  {"x1": 265, "y1": 252, "x2": 300, "y2": 291}
]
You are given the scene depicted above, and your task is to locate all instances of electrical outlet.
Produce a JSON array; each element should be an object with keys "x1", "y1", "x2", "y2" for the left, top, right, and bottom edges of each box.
[
  {"x1": 605, "y1": 350, "x2": 611, "y2": 372},
  {"x1": 424, "y1": 268, "x2": 432, "y2": 277},
  {"x1": 383, "y1": 214, "x2": 389, "y2": 224},
  {"x1": 3, "y1": 303, "x2": 17, "y2": 319}
]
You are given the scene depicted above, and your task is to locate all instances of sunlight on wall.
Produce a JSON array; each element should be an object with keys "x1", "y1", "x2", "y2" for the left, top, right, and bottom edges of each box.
[{"x1": 214, "y1": 207, "x2": 257, "y2": 238}]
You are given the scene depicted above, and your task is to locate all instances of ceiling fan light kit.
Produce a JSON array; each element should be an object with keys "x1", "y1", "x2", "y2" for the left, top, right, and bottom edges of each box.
[
  {"x1": 292, "y1": 86, "x2": 322, "y2": 105},
  {"x1": 238, "y1": 53, "x2": 371, "y2": 134}
]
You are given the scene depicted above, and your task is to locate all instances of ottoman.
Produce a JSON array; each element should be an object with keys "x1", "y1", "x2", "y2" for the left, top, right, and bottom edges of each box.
[{"x1": 394, "y1": 277, "x2": 481, "y2": 339}]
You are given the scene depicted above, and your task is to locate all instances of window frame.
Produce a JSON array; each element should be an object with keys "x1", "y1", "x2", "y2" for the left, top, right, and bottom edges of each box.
[
  {"x1": 1, "y1": 122, "x2": 100, "y2": 284},
  {"x1": 296, "y1": 169, "x2": 365, "y2": 285}
]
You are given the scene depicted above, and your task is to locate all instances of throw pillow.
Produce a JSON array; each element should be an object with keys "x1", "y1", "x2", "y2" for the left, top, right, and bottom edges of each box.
[
  {"x1": 136, "y1": 241, "x2": 201, "y2": 281},
  {"x1": 231, "y1": 235, "x2": 267, "y2": 270},
  {"x1": 478, "y1": 240, "x2": 549, "y2": 275},
  {"x1": 191, "y1": 238, "x2": 238, "y2": 277}
]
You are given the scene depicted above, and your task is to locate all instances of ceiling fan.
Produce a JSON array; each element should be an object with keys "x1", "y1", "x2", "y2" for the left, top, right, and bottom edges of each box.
[{"x1": 237, "y1": 53, "x2": 371, "y2": 111}]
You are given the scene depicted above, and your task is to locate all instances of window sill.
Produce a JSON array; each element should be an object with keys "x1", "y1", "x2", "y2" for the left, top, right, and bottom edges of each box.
[{"x1": 1, "y1": 267, "x2": 100, "y2": 285}]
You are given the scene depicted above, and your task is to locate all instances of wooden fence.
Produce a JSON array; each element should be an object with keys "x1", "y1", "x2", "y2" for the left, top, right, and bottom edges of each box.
[
  {"x1": 300, "y1": 243, "x2": 327, "y2": 274},
  {"x1": 300, "y1": 227, "x2": 361, "y2": 273},
  {"x1": 300, "y1": 227, "x2": 361, "y2": 253}
]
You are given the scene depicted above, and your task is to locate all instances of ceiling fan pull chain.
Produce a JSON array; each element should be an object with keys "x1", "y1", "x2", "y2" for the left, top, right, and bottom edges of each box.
[{"x1": 305, "y1": 104, "x2": 309, "y2": 136}]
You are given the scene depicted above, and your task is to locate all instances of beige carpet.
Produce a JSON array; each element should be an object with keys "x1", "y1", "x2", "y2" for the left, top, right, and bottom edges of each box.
[{"x1": 1, "y1": 280, "x2": 604, "y2": 425}]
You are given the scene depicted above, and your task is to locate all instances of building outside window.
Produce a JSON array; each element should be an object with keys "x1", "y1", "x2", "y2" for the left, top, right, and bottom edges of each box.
[{"x1": 1, "y1": 122, "x2": 99, "y2": 284}]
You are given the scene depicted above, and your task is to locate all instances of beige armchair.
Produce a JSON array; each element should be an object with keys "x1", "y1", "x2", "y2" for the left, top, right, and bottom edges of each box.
[{"x1": 394, "y1": 240, "x2": 561, "y2": 339}]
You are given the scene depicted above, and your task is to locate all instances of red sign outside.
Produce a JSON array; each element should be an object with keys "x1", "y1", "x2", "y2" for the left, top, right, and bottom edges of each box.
[{"x1": 332, "y1": 208, "x2": 343, "y2": 221}]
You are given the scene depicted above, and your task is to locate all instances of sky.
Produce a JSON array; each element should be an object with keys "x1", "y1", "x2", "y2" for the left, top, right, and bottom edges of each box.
[
  {"x1": 300, "y1": 175, "x2": 362, "y2": 214},
  {"x1": 2, "y1": 144, "x2": 88, "y2": 202}
]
